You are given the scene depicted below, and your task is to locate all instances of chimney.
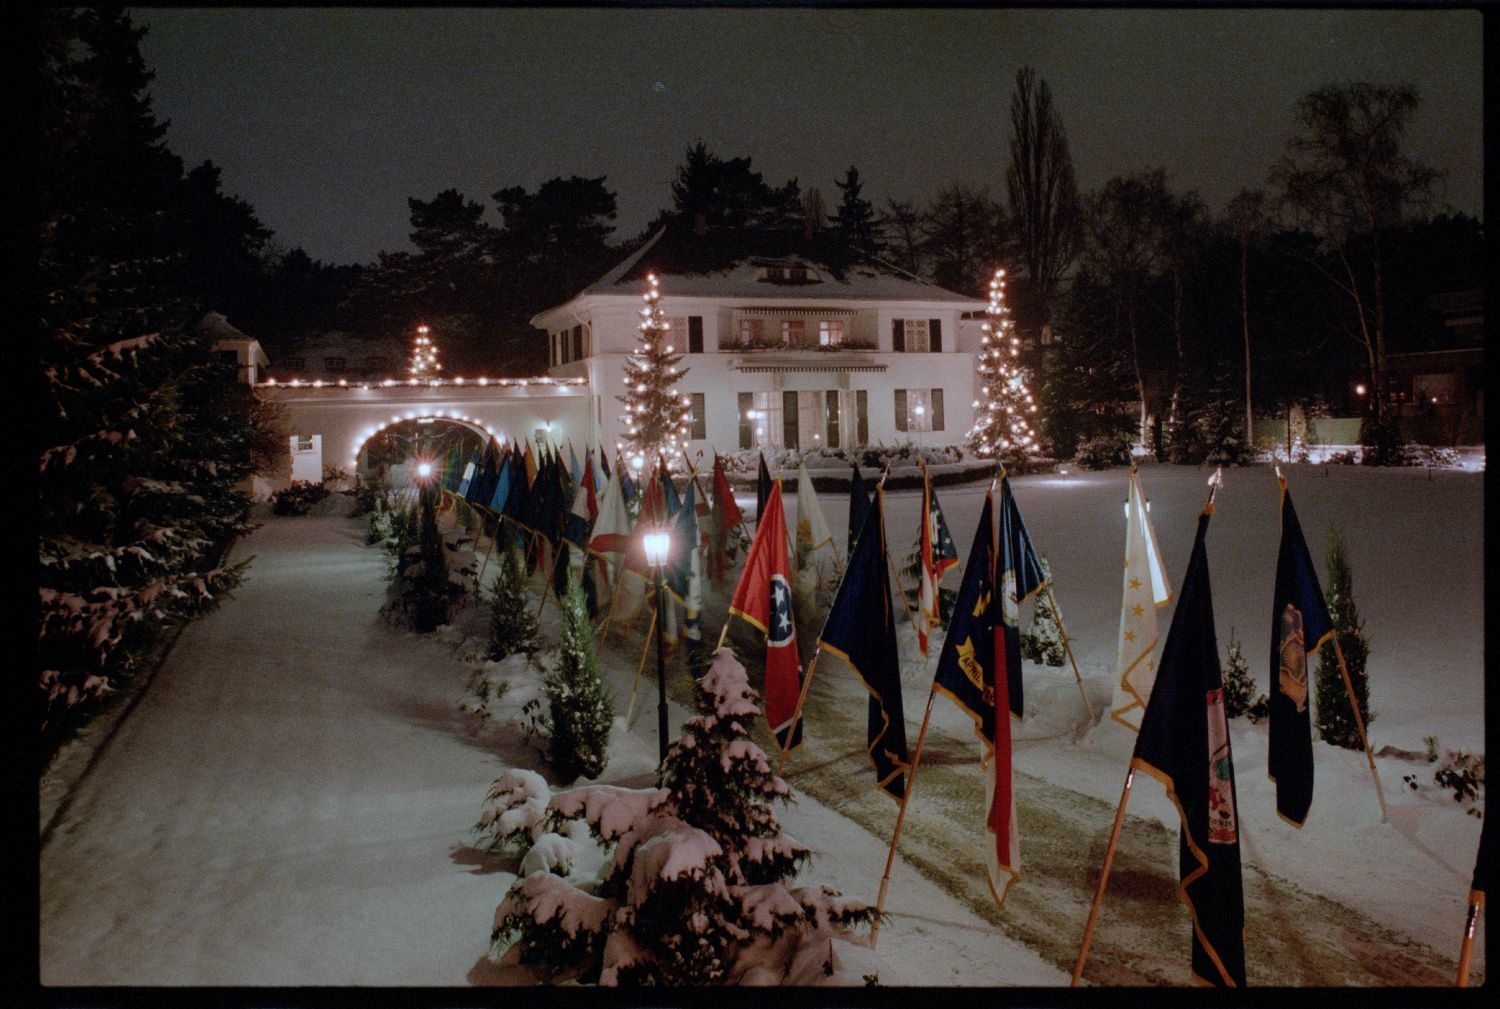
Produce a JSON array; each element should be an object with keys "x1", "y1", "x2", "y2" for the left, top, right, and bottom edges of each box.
[{"x1": 693, "y1": 212, "x2": 707, "y2": 236}]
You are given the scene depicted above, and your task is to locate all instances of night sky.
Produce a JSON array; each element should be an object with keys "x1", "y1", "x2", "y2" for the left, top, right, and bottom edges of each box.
[{"x1": 134, "y1": 7, "x2": 1483, "y2": 267}]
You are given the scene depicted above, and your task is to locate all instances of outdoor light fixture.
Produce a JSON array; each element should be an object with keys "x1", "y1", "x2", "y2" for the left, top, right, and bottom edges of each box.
[
  {"x1": 643, "y1": 528, "x2": 672, "y2": 764},
  {"x1": 416, "y1": 461, "x2": 434, "y2": 481},
  {"x1": 1355, "y1": 383, "x2": 1368, "y2": 396}
]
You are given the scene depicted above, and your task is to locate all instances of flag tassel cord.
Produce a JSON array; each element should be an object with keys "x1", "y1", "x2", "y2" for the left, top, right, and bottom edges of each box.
[
  {"x1": 868, "y1": 686, "x2": 940, "y2": 949},
  {"x1": 1456, "y1": 893, "x2": 1482, "y2": 986},
  {"x1": 624, "y1": 605, "x2": 658, "y2": 727},
  {"x1": 1071, "y1": 766, "x2": 1136, "y2": 987},
  {"x1": 1044, "y1": 583, "x2": 1098, "y2": 728},
  {"x1": 1333, "y1": 637, "x2": 1389, "y2": 823},
  {"x1": 774, "y1": 647, "x2": 824, "y2": 779}
]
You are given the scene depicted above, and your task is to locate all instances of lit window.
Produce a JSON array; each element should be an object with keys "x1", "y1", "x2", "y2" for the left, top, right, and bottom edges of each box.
[
  {"x1": 781, "y1": 320, "x2": 805, "y2": 346},
  {"x1": 819, "y1": 320, "x2": 844, "y2": 346}
]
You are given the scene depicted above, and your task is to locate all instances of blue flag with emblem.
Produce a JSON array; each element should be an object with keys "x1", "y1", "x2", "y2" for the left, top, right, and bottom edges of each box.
[
  {"x1": 818, "y1": 489, "x2": 909, "y2": 801},
  {"x1": 455, "y1": 451, "x2": 479, "y2": 497},
  {"x1": 1268, "y1": 477, "x2": 1334, "y2": 826}
]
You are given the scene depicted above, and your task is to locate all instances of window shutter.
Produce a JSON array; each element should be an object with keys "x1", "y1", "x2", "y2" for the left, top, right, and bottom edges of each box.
[
  {"x1": 931, "y1": 388, "x2": 945, "y2": 431},
  {"x1": 894, "y1": 389, "x2": 908, "y2": 432},
  {"x1": 856, "y1": 390, "x2": 869, "y2": 445},
  {"x1": 572, "y1": 325, "x2": 583, "y2": 360},
  {"x1": 892, "y1": 319, "x2": 905, "y2": 352},
  {"x1": 691, "y1": 392, "x2": 706, "y2": 440},
  {"x1": 825, "y1": 390, "x2": 840, "y2": 448},
  {"x1": 783, "y1": 390, "x2": 799, "y2": 450},
  {"x1": 738, "y1": 392, "x2": 753, "y2": 450},
  {"x1": 688, "y1": 316, "x2": 703, "y2": 353},
  {"x1": 930, "y1": 319, "x2": 942, "y2": 352}
]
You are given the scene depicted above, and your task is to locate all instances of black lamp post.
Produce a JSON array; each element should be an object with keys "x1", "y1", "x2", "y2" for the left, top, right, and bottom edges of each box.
[{"x1": 643, "y1": 529, "x2": 671, "y2": 765}]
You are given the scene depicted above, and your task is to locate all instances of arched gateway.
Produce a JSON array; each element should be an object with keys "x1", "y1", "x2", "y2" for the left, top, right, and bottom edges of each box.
[{"x1": 259, "y1": 375, "x2": 593, "y2": 485}]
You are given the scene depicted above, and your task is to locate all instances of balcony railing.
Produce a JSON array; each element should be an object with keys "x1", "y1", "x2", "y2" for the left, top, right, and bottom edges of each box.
[{"x1": 728, "y1": 336, "x2": 877, "y2": 353}]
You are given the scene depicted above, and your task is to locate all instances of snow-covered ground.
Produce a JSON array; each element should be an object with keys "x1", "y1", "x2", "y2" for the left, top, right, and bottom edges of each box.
[{"x1": 38, "y1": 460, "x2": 1484, "y2": 986}]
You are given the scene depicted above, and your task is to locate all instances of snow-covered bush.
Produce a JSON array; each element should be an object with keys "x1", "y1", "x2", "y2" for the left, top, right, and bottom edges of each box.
[
  {"x1": 1402, "y1": 739, "x2": 1485, "y2": 817},
  {"x1": 477, "y1": 768, "x2": 555, "y2": 851},
  {"x1": 1021, "y1": 560, "x2": 1064, "y2": 667},
  {"x1": 271, "y1": 480, "x2": 330, "y2": 516},
  {"x1": 488, "y1": 545, "x2": 539, "y2": 660},
  {"x1": 1073, "y1": 434, "x2": 1132, "y2": 470},
  {"x1": 489, "y1": 648, "x2": 877, "y2": 985},
  {"x1": 1221, "y1": 627, "x2": 1267, "y2": 721},
  {"x1": 536, "y1": 578, "x2": 613, "y2": 781},
  {"x1": 717, "y1": 443, "x2": 965, "y2": 479},
  {"x1": 462, "y1": 652, "x2": 531, "y2": 720},
  {"x1": 1314, "y1": 528, "x2": 1375, "y2": 748}
]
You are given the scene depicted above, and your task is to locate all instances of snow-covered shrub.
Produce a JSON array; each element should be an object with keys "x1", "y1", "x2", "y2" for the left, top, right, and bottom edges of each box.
[
  {"x1": 488, "y1": 545, "x2": 539, "y2": 660},
  {"x1": 462, "y1": 652, "x2": 530, "y2": 720},
  {"x1": 1221, "y1": 627, "x2": 1267, "y2": 721},
  {"x1": 489, "y1": 648, "x2": 877, "y2": 985},
  {"x1": 271, "y1": 480, "x2": 330, "y2": 516},
  {"x1": 1359, "y1": 415, "x2": 1407, "y2": 467},
  {"x1": 477, "y1": 768, "x2": 555, "y2": 851},
  {"x1": 536, "y1": 578, "x2": 613, "y2": 781},
  {"x1": 1073, "y1": 433, "x2": 1132, "y2": 470},
  {"x1": 1021, "y1": 560, "x2": 1065, "y2": 667},
  {"x1": 1314, "y1": 528, "x2": 1375, "y2": 749},
  {"x1": 1401, "y1": 740, "x2": 1485, "y2": 817}
]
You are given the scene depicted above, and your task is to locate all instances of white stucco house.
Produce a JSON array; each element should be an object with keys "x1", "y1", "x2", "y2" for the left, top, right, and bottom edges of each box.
[{"x1": 531, "y1": 222, "x2": 988, "y2": 458}]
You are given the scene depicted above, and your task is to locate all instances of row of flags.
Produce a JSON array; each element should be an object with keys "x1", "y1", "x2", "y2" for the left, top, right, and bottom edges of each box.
[{"x1": 437, "y1": 440, "x2": 1418, "y2": 987}]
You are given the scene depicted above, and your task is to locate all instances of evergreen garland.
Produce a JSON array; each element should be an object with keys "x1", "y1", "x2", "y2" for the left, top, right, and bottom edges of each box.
[
  {"x1": 488, "y1": 544, "x2": 539, "y2": 660},
  {"x1": 1020, "y1": 559, "x2": 1065, "y2": 666},
  {"x1": 967, "y1": 268, "x2": 1039, "y2": 459},
  {"x1": 617, "y1": 273, "x2": 693, "y2": 465},
  {"x1": 540, "y1": 577, "x2": 613, "y2": 781},
  {"x1": 1314, "y1": 528, "x2": 1375, "y2": 748}
]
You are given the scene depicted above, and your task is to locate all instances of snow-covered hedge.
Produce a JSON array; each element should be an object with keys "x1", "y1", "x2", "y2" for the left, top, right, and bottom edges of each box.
[
  {"x1": 718, "y1": 442, "x2": 966, "y2": 478},
  {"x1": 484, "y1": 648, "x2": 879, "y2": 985}
]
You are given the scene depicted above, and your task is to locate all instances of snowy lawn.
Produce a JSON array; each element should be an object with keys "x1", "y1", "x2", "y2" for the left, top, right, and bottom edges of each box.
[{"x1": 39, "y1": 461, "x2": 1484, "y2": 986}]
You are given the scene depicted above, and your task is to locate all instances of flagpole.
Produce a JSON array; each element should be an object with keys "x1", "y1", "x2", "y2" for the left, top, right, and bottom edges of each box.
[
  {"x1": 774, "y1": 647, "x2": 822, "y2": 778},
  {"x1": 868, "y1": 686, "x2": 940, "y2": 948},
  {"x1": 624, "y1": 606, "x2": 658, "y2": 726},
  {"x1": 1072, "y1": 766, "x2": 1136, "y2": 986},
  {"x1": 1043, "y1": 583, "x2": 1098, "y2": 727},
  {"x1": 877, "y1": 462, "x2": 921, "y2": 633},
  {"x1": 476, "y1": 508, "x2": 500, "y2": 588},
  {"x1": 1456, "y1": 892, "x2": 1482, "y2": 986},
  {"x1": 1332, "y1": 637, "x2": 1390, "y2": 823}
]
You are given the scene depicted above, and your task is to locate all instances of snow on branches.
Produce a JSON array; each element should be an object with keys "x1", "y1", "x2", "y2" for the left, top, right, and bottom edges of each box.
[{"x1": 485, "y1": 648, "x2": 878, "y2": 985}]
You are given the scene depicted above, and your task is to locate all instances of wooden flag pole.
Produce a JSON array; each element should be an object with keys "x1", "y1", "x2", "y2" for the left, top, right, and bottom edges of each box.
[
  {"x1": 1072, "y1": 766, "x2": 1137, "y2": 986},
  {"x1": 868, "y1": 687, "x2": 940, "y2": 948},
  {"x1": 1332, "y1": 637, "x2": 1390, "y2": 823},
  {"x1": 1044, "y1": 583, "x2": 1098, "y2": 727},
  {"x1": 773, "y1": 647, "x2": 824, "y2": 778},
  {"x1": 623, "y1": 606, "x2": 658, "y2": 726},
  {"x1": 1456, "y1": 892, "x2": 1482, "y2": 986},
  {"x1": 476, "y1": 512, "x2": 500, "y2": 587},
  {"x1": 715, "y1": 616, "x2": 733, "y2": 652}
]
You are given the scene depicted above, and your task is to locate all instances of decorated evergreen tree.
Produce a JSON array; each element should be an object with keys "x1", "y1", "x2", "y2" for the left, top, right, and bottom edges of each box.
[
  {"x1": 1020, "y1": 558, "x2": 1065, "y2": 666},
  {"x1": 540, "y1": 578, "x2": 613, "y2": 781},
  {"x1": 967, "y1": 268, "x2": 1039, "y2": 462},
  {"x1": 1314, "y1": 529, "x2": 1375, "y2": 748},
  {"x1": 489, "y1": 648, "x2": 876, "y2": 985},
  {"x1": 1221, "y1": 627, "x2": 1267, "y2": 721},
  {"x1": 617, "y1": 273, "x2": 693, "y2": 465},
  {"x1": 488, "y1": 544, "x2": 539, "y2": 660},
  {"x1": 409, "y1": 323, "x2": 441, "y2": 380}
]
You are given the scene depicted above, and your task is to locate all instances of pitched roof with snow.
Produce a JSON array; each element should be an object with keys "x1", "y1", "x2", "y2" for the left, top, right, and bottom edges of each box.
[{"x1": 575, "y1": 220, "x2": 981, "y2": 305}]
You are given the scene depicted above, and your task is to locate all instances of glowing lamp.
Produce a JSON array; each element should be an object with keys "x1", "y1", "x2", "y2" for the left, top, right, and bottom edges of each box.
[
  {"x1": 643, "y1": 530, "x2": 670, "y2": 569},
  {"x1": 1355, "y1": 383, "x2": 1367, "y2": 396},
  {"x1": 416, "y1": 461, "x2": 434, "y2": 481}
]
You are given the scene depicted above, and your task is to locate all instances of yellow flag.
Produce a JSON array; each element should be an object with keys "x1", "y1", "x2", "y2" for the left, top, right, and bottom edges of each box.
[{"x1": 1110, "y1": 466, "x2": 1172, "y2": 731}]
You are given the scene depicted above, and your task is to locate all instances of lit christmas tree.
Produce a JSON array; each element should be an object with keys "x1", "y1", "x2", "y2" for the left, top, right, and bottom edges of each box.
[
  {"x1": 967, "y1": 268, "x2": 1039, "y2": 458},
  {"x1": 617, "y1": 273, "x2": 693, "y2": 468},
  {"x1": 409, "y1": 323, "x2": 441, "y2": 381}
]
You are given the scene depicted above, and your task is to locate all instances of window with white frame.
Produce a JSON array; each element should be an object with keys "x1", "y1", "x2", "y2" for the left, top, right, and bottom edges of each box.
[
  {"x1": 895, "y1": 387, "x2": 946, "y2": 432},
  {"x1": 818, "y1": 320, "x2": 845, "y2": 346},
  {"x1": 900, "y1": 319, "x2": 929, "y2": 352},
  {"x1": 781, "y1": 319, "x2": 805, "y2": 346},
  {"x1": 739, "y1": 318, "x2": 764, "y2": 346},
  {"x1": 737, "y1": 391, "x2": 784, "y2": 449}
]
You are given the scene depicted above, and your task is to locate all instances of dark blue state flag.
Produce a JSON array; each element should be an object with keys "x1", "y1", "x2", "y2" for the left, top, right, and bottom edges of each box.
[
  {"x1": 818, "y1": 491, "x2": 909, "y2": 801},
  {"x1": 1131, "y1": 509, "x2": 1246, "y2": 987},
  {"x1": 1269, "y1": 479, "x2": 1334, "y2": 826},
  {"x1": 756, "y1": 452, "x2": 772, "y2": 523},
  {"x1": 848, "y1": 462, "x2": 872, "y2": 556},
  {"x1": 998, "y1": 476, "x2": 1046, "y2": 718},
  {"x1": 660, "y1": 463, "x2": 683, "y2": 518}
]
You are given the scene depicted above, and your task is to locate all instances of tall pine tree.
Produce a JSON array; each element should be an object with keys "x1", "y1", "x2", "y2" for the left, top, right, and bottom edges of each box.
[{"x1": 38, "y1": 8, "x2": 262, "y2": 749}]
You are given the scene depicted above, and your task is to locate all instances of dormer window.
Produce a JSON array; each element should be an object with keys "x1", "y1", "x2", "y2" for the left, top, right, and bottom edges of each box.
[{"x1": 759, "y1": 263, "x2": 818, "y2": 284}]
